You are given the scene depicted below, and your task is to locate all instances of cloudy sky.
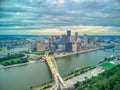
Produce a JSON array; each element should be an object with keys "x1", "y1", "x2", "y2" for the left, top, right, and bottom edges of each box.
[{"x1": 0, "y1": 0, "x2": 120, "y2": 35}]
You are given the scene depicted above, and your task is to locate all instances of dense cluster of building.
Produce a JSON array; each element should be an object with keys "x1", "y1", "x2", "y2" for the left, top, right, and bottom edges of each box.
[
  {"x1": 0, "y1": 39, "x2": 29, "y2": 50},
  {"x1": 28, "y1": 30, "x2": 95, "y2": 53},
  {"x1": 0, "y1": 30, "x2": 119, "y2": 58}
]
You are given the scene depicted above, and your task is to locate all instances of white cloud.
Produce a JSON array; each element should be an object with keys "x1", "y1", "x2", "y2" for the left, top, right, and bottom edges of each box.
[
  {"x1": 49, "y1": 0, "x2": 65, "y2": 5},
  {"x1": 58, "y1": 0, "x2": 65, "y2": 4},
  {"x1": 73, "y1": 0, "x2": 80, "y2": 2},
  {"x1": 0, "y1": 0, "x2": 120, "y2": 35},
  {"x1": 0, "y1": 26, "x2": 120, "y2": 35}
]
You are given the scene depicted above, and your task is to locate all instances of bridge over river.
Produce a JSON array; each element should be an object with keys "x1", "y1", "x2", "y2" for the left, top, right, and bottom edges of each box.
[{"x1": 44, "y1": 52, "x2": 75, "y2": 90}]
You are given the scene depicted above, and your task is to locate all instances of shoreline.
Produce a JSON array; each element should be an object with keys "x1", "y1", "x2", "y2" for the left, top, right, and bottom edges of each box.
[
  {"x1": 33, "y1": 66, "x2": 104, "y2": 90},
  {"x1": 0, "y1": 47, "x2": 100, "y2": 69},
  {"x1": 55, "y1": 47, "x2": 100, "y2": 59}
]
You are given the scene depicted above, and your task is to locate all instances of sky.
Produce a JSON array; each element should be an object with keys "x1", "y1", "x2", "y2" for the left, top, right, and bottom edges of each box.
[{"x1": 0, "y1": 0, "x2": 120, "y2": 35}]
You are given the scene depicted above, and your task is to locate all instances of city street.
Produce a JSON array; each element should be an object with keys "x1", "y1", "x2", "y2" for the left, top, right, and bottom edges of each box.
[{"x1": 66, "y1": 67, "x2": 105, "y2": 86}]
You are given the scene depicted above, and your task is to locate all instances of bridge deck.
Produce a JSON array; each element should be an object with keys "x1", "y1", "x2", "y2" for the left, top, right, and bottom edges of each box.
[{"x1": 44, "y1": 52, "x2": 75, "y2": 90}]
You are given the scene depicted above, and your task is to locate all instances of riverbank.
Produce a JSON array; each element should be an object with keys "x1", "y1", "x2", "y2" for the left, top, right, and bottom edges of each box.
[
  {"x1": 66, "y1": 67, "x2": 105, "y2": 86},
  {"x1": 0, "y1": 47, "x2": 100, "y2": 69},
  {"x1": 54, "y1": 47, "x2": 100, "y2": 59},
  {"x1": 0, "y1": 61, "x2": 31, "y2": 69},
  {"x1": 32, "y1": 66, "x2": 104, "y2": 90},
  {"x1": 0, "y1": 49, "x2": 117, "y2": 90}
]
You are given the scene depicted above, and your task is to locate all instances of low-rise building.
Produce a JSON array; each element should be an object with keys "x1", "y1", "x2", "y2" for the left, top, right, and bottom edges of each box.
[{"x1": 37, "y1": 44, "x2": 46, "y2": 52}]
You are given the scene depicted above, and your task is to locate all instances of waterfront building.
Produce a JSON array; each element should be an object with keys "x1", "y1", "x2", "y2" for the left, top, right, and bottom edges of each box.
[
  {"x1": 76, "y1": 39, "x2": 83, "y2": 51},
  {"x1": 77, "y1": 42, "x2": 81, "y2": 52},
  {"x1": 37, "y1": 43, "x2": 46, "y2": 52},
  {"x1": 56, "y1": 45, "x2": 65, "y2": 52},
  {"x1": 72, "y1": 43, "x2": 77, "y2": 52},
  {"x1": 49, "y1": 45, "x2": 56, "y2": 52},
  {"x1": 58, "y1": 45, "x2": 65, "y2": 50},
  {"x1": 65, "y1": 42, "x2": 72, "y2": 52}
]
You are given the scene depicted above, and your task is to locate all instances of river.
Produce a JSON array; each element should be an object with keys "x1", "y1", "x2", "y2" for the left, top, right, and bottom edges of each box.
[{"x1": 0, "y1": 50, "x2": 118, "y2": 90}]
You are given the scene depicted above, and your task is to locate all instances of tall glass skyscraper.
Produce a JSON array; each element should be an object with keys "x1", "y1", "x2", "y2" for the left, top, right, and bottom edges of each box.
[
  {"x1": 67, "y1": 30, "x2": 71, "y2": 37},
  {"x1": 67, "y1": 30, "x2": 71, "y2": 42},
  {"x1": 75, "y1": 32, "x2": 78, "y2": 41}
]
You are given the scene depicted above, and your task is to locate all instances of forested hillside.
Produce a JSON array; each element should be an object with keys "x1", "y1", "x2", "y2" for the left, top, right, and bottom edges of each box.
[{"x1": 74, "y1": 65, "x2": 120, "y2": 90}]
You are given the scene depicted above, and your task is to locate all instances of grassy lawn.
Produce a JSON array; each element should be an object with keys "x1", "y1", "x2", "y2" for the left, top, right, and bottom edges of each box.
[
  {"x1": 0, "y1": 58, "x2": 20, "y2": 65},
  {"x1": 0, "y1": 57, "x2": 28, "y2": 66},
  {"x1": 101, "y1": 62, "x2": 116, "y2": 69}
]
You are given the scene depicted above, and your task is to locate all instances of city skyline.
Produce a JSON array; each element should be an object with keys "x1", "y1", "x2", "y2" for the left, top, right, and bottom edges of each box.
[
  {"x1": 0, "y1": 30, "x2": 120, "y2": 89},
  {"x1": 0, "y1": 0, "x2": 120, "y2": 35}
]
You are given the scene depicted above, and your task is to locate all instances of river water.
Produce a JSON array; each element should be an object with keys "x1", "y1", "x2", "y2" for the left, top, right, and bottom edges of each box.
[{"x1": 0, "y1": 50, "x2": 118, "y2": 90}]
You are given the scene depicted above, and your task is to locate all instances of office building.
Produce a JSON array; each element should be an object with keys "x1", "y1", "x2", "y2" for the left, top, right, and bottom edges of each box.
[
  {"x1": 67, "y1": 30, "x2": 71, "y2": 42},
  {"x1": 72, "y1": 43, "x2": 77, "y2": 52},
  {"x1": 67, "y1": 30, "x2": 71, "y2": 37},
  {"x1": 61, "y1": 34, "x2": 69, "y2": 44},
  {"x1": 28, "y1": 41, "x2": 37, "y2": 52},
  {"x1": 84, "y1": 34, "x2": 89, "y2": 46},
  {"x1": 65, "y1": 42, "x2": 72, "y2": 52},
  {"x1": 49, "y1": 45, "x2": 56, "y2": 52},
  {"x1": 70, "y1": 36, "x2": 75, "y2": 43},
  {"x1": 76, "y1": 41, "x2": 81, "y2": 52},
  {"x1": 75, "y1": 32, "x2": 78, "y2": 41}
]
